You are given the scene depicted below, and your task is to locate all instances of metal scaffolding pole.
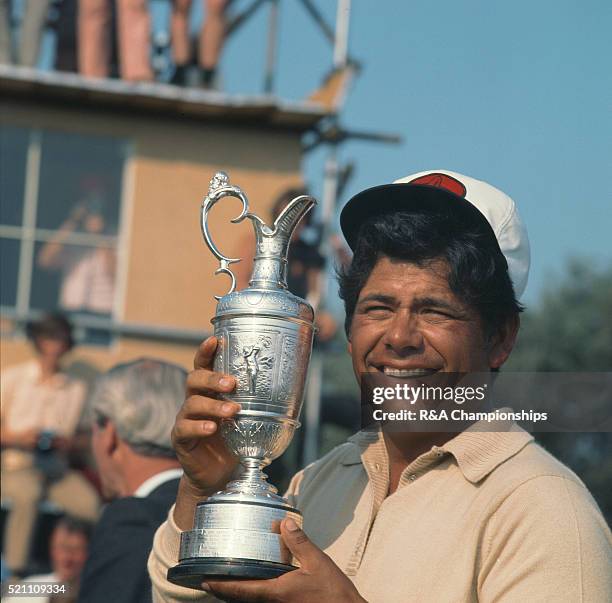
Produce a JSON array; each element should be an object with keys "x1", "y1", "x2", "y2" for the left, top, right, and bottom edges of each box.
[
  {"x1": 333, "y1": 0, "x2": 351, "y2": 68},
  {"x1": 302, "y1": 0, "x2": 350, "y2": 466},
  {"x1": 264, "y1": 0, "x2": 279, "y2": 93},
  {"x1": 302, "y1": 145, "x2": 340, "y2": 465}
]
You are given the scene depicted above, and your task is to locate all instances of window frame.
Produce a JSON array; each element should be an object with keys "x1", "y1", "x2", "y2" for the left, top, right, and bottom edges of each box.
[{"x1": 0, "y1": 126, "x2": 132, "y2": 339}]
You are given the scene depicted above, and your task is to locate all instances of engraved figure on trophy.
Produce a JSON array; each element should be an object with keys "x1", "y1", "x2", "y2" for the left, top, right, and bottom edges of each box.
[
  {"x1": 168, "y1": 172, "x2": 317, "y2": 587},
  {"x1": 228, "y1": 333, "x2": 274, "y2": 399},
  {"x1": 242, "y1": 346, "x2": 260, "y2": 394}
]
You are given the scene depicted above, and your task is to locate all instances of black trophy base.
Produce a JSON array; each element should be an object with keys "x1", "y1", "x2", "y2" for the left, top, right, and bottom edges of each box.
[{"x1": 168, "y1": 558, "x2": 297, "y2": 589}]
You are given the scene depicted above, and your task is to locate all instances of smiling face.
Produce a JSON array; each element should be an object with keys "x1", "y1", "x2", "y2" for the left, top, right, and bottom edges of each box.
[{"x1": 347, "y1": 256, "x2": 515, "y2": 382}]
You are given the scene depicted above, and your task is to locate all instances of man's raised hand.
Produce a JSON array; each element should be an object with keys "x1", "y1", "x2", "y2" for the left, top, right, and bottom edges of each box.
[{"x1": 171, "y1": 337, "x2": 240, "y2": 512}]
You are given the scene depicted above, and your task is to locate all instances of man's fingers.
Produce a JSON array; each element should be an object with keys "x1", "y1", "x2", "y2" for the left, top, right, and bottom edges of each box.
[
  {"x1": 182, "y1": 396, "x2": 241, "y2": 420},
  {"x1": 205, "y1": 578, "x2": 279, "y2": 603},
  {"x1": 186, "y1": 368, "x2": 236, "y2": 396},
  {"x1": 280, "y1": 519, "x2": 326, "y2": 570},
  {"x1": 193, "y1": 336, "x2": 218, "y2": 370},
  {"x1": 172, "y1": 417, "x2": 219, "y2": 443},
  {"x1": 173, "y1": 396, "x2": 241, "y2": 445}
]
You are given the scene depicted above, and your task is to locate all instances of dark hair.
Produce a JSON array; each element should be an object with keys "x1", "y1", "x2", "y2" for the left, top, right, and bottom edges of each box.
[
  {"x1": 337, "y1": 211, "x2": 523, "y2": 338},
  {"x1": 95, "y1": 413, "x2": 109, "y2": 429},
  {"x1": 26, "y1": 313, "x2": 74, "y2": 351},
  {"x1": 54, "y1": 515, "x2": 93, "y2": 542}
]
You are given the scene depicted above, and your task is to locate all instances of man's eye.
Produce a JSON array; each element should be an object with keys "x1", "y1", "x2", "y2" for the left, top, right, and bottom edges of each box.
[
  {"x1": 423, "y1": 308, "x2": 452, "y2": 318},
  {"x1": 364, "y1": 305, "x2": 390, "y2": 314}
]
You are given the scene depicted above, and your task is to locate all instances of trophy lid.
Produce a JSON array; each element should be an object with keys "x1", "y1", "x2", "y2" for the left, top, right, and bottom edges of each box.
[{"x1": 212, "y1": 287, "x2": 313, "y2": 323}]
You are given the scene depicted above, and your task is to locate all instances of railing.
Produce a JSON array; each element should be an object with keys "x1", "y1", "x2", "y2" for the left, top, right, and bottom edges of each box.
[{"x1": 1, "y1": 306, "x2": 207, "y2": 346}]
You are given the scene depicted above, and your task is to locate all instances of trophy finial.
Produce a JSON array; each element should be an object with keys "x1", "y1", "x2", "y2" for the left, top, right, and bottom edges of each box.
[{"x1": 209, "y1": 171, "x2": 230, "y2": 195}]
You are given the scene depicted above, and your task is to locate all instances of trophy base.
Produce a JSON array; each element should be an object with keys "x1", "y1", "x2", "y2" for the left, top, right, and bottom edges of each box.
[
  {"x1": 169, "y1": 496, "x2": 303, "y2": 590},
  {"x1": 168, "y1": 557, "x2": 297, "y2": 588}
]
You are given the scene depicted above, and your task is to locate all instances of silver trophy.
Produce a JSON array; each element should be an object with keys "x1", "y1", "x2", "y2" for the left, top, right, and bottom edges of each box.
[{"x1": 168, "y1": 172, "x2": 316, "y2": 588}]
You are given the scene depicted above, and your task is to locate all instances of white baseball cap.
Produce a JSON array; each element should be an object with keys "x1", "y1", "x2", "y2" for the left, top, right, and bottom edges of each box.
[{"x1": 339, "y1": 169, "x2": 530, "y2": 298}]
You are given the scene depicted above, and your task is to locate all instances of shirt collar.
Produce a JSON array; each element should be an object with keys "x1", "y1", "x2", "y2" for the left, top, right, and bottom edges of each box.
[
  {"x1": 442, "y1": 420, "x2": 533, "y2": 483},
  {"x1": 343, "y1": 429, "x2": 377, "y2": 465},
  {"x1": 133, "y1": 468, "x2": 183, "y2": 498},
  {"x1": 26, "y1": 359, "x2": 69, "y2": 386},
  {"x1": 344, "y1": 418, "x2": 533, "y2": 484}
]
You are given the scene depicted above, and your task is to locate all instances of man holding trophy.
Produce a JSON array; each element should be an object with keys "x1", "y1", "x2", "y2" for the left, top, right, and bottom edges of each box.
[{"x1": 148, "y1": 171, "x2": 611, "y2": 602}]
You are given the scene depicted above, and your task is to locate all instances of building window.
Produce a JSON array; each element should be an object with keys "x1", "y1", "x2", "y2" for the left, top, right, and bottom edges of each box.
[{"x1": 0, "y1": 125, "x2": 127, "y2": 341}]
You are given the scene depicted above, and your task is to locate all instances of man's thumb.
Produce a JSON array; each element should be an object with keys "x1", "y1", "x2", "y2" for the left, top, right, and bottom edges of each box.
[{"x1": 280, "y1": 518, "x2": 323, "y2": 568}]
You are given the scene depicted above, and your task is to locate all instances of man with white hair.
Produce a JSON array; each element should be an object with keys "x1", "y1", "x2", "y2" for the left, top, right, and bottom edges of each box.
[{"x1": 77, "y1": 358, "x2": 186, "y2": 603}]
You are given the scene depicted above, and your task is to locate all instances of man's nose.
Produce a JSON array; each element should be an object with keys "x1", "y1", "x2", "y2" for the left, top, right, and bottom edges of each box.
[{"x1": 383, "y1": 312, "x2": 424, "y2": 354}]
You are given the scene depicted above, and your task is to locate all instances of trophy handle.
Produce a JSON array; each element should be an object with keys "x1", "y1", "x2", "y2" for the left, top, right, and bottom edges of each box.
[{"x1": 201, "y1": 172, "x2": 267, "y2": 300}]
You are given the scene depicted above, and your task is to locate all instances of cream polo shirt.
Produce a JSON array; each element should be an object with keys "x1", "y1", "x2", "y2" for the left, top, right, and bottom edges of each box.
[
  {"x1": 0, "y1": 360, "x2": 87, "y2": 471},
  {"x1": 148, "y1": 422, "x2": 612, "y2": 602}
]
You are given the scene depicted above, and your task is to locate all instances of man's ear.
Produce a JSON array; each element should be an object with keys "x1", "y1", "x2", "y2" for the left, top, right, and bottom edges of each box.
[
  {"x1": 488, "y1": 315, "x2": 520, "y2": 369},
  {"x1": 100, "y1": 420, "x2": 119, "y2": 457}
]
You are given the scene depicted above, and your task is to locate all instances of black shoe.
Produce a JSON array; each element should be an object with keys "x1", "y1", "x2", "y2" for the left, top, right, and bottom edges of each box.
[
  {"x1": 170, "y1": 65, "x2": 188, "y2": 86},
  {"x1": 200, "y1": 68, "x2": 217, "y2": 90}
]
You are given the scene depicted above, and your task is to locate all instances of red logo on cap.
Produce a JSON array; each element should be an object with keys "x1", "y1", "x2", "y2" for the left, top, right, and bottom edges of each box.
[{"x1": 408, "y1": 173, "x2": 467, "y2": 198}]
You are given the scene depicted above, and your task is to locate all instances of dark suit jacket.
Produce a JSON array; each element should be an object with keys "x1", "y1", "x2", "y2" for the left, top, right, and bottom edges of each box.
[{"x1": 77, "y1": 477, "x2": 180, "y2": 603}]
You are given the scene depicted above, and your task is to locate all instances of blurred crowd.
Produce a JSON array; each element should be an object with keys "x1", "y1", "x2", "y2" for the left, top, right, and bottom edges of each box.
[
  {"x1": 1, "y1": 313, "x2": 187, "y2": 601},
  {"x1": 0, "y1": 186, "x2": 349, "y2": 600},
  {"x1": 0, "y1": 0, "x2": 229, "y2": 88}
]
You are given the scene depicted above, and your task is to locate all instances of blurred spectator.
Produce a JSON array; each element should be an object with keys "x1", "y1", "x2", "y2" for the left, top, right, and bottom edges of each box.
[
  {"x1": 0, "y1": 314, "x2": 99, "y2": 576},
  {"x1": 0, "y1": 0, "x2": 51, "y2": 67},
  {"x1": 3, "y1": 516, "x2": 92, "y2": 603},
  {"x1": 170, "y1": 0, "x2": 228, "y2": 88},
  {"x1": 77, "y1": 358, "x2": 186, "y2": 603},
  {"x1": 77, "y1": 0, "x2": 152, "y2": 81},
  {"x1": 37, "y1": 180, "x2": 116, "y2": 316},
  {"x1": 235, "y1": 187, "x2": 338, "y2": 342}
]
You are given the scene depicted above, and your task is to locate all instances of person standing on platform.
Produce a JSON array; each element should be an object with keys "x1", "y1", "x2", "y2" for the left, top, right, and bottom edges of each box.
[
  {"x1": 170, "y1": 0, "x2": 228, "y2": 88},
  {"x1": 77, "y1": 0, "x2": 153, "y2": 81},
  {"x1": 0, "y1": 314, "x2": 99, "y2": 577},
  {"x1": 77, "y1": 358, "x2": 186, "y2": 603}
]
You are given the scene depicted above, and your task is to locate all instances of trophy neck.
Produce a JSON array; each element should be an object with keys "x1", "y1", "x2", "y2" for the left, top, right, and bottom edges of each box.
[{"x1": 248, "y1": 245, "x2": 289, "y2": 291}]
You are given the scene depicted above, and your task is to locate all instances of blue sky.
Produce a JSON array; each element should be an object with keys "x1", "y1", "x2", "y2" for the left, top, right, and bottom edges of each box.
[{"x1": 210, "y1": 0, "x2": 612, "y2": 306}]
